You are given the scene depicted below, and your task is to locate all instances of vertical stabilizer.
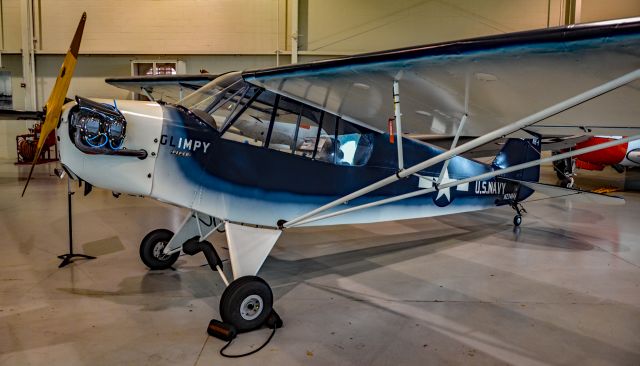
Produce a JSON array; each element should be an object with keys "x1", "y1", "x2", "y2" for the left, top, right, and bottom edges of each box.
[{"x1": 493, "y1": 137, "x2": 541, "y2": 200}]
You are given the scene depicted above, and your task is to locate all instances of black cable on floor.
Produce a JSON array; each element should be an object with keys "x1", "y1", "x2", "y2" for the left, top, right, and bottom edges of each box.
[{"x1": 219, "y1": 326, "x2": 277, "y2": 358}]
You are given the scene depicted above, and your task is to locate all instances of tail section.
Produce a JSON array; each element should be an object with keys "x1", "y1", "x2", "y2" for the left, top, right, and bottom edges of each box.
[{"x1": 492, "y1": 137, "x2": 541, "y2": 201}]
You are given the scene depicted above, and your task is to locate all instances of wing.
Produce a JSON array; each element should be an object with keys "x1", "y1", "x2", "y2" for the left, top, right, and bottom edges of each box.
[
  {"x1": 244, "y1": 18, "x2": 640, "y2": 138},
  {"x1": 413, "y1": 135, "x2": 592, "y2": 158},
  {"x1": 105, "y1": 74, "x2": 219, "y2": 103}
]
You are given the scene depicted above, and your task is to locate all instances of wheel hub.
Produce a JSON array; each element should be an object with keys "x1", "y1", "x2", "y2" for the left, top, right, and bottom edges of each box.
[
  {"x1": 240, "y1": 294, "x2": 263, "y2": 321},
  {"x1": 153, "y1": 241, "x2": 171, "y2": 261}
]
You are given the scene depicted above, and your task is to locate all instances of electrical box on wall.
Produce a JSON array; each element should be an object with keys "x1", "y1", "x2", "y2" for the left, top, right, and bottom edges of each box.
[{"x1": 0, "y1": 71, "x2": 13, "y2": 109}]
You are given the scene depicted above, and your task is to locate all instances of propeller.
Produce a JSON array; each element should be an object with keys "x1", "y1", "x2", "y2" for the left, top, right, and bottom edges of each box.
[{"x1": 12, "y1": 12, "x2": 86, "y2": 196}]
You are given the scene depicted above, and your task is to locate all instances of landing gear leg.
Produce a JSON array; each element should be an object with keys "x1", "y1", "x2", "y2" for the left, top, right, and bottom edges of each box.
[
  {"x1": 138, "y1": 211, "x2": 224, "y2": 270},
  {"x1": 511, "y1": 201, "x2": 527, "y2": 227}
]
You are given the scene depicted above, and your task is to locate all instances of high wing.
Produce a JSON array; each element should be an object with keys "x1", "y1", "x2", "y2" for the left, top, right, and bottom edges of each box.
[
  {"x1": 243, "y1": 18, "x2": 640, "y2": 138},
  {"x1": 411, "y1": 135, "x2": 592, "y2": 158},
  {"x1": 105, "y1": 74, "x2": 219, "y2": 103}
]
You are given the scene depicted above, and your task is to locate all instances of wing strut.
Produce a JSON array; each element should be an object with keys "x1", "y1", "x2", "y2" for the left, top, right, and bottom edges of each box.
[
  {"x1": 288, "y1": 133, "x2": 640, "y2": 227},
  {"x1": 437, "y1": 113, "x2": 467, "y2": 184},
  {"x1": 140, "y1": 87, "x2": 155, "y2": 102},
  {"x1": 392, "y1": 80, "x2": 405, "y2": 170},
  {"x1": 282, "y1": 68, "x2": 640, "y2": 228}
]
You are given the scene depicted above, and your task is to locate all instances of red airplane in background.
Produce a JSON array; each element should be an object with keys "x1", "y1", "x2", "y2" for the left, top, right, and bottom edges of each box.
[{"x1": 554, "y1": 136, "x2": 640, "y2": 186}]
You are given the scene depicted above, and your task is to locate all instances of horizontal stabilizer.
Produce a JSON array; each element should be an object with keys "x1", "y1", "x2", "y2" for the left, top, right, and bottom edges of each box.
[{"x1": 501, "y1": 178, "x2": 624, "y2": 205}]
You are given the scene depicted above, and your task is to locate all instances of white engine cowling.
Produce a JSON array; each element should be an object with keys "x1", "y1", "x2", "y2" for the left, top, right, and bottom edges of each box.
[{"x1": 58, "y1": 98, "x2": 164, "y2": 195}]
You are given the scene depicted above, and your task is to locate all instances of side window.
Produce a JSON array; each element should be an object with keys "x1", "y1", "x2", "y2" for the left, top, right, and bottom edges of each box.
[
  {"x1": 314, "y1": 113, "x2": 337, "y2": 164},
  {"x1": 335, "y1": 118, "x2": 374, "y2": 166},
  {"x1": 218, "y1": 88, "x2": 373, "y2": 166},
  {"x1": 292, "y1": 107, "x2": 322, "y2": 158},
  {"x1": 267, "y1": 97, "x2": 302, "y2": 154},
  {"x1": 221, "y1": 91, "x2": 275, "y2": 146},
  {"x1": 291, "y1": 108, "x2": 336, "y2": 163}
]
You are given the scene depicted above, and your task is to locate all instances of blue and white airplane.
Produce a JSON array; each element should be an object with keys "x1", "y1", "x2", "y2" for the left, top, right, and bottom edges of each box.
[{"x1": 3, "y1": 14, "x2": 640, "y2": 332}]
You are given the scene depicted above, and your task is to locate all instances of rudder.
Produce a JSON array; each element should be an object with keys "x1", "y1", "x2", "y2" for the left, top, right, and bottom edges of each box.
[{"x1": 492, "y1": 137, "x2": 541, "y2": 201}]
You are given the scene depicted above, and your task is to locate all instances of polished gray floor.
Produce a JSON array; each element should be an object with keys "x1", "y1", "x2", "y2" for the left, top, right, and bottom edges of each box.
[{"x1": 1, "y1": 160, "x2": 639, "y2": 365}]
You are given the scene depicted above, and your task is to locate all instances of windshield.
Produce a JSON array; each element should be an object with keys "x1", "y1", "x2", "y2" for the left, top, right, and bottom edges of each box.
[{"x1": 178, "y1": 71, "x2": 250, "y2": 130}]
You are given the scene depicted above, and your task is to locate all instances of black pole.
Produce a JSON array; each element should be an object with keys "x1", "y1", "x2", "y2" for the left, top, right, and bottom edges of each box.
[
  {"x1": 58, "y1": 175, "x2": 95, "y2": 268},
  {"x1": 68, "y1": 177, "x2": 73, "y2": 255}
]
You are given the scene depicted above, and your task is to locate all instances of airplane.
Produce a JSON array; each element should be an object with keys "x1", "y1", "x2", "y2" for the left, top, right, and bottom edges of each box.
[
  {"x1": 553, "y1": 136, "x2": 640, "y2": 187},
  {"x1": 2, "y1": 13, "x2": 640, "y2": 336}
]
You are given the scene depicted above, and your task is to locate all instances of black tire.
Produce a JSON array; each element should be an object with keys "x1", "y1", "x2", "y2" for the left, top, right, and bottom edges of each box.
[
  {"x1": 513, "y1": 215, "x2": 522, "y2": 227},
  {"x1": 139, "y1": 229, "x2": 179, "y2": 270},
  {"x1": 220, "y1": 276, "x2": 273, "y2": 332}
]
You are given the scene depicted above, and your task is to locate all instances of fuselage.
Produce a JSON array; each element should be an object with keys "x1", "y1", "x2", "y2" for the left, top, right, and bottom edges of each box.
[
  {"x1": 571, "y1": 136, "x2": 640, "y2": 170},
  {"x1": 58, "y1": 92, "x2": 533, "y2": 227}
]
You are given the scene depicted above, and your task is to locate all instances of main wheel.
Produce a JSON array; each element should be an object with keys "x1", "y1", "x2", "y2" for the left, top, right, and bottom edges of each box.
[
  {"x1": 513, "y1": 215, "x2": 522, "y2": 227},
  {"x1": 139, "y1": 229, "x2": 179, "y2": 270},
  {"x1": 220, "y1": 276, "x2": 273, "y2": 332}
]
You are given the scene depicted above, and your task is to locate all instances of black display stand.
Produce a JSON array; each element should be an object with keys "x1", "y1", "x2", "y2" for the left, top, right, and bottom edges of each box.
[{"x1": 58, "y1": 177, "x2": 96, "y2": 268}]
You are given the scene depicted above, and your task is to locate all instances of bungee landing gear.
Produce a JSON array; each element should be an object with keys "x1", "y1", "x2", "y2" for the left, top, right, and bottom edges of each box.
[{"x1": 138, "y1": 215, "x2": 284, "y2": 357}]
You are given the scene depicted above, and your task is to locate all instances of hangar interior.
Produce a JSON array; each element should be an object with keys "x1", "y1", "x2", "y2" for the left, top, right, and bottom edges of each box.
[{"x1": 1, "y1": 1, "x2": 640, "y2": 365}]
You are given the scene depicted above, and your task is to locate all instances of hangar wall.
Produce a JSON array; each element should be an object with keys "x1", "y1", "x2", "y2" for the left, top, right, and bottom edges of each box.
[{"x1": 0, "y1": 0, "x2": 639, "y2": 159}]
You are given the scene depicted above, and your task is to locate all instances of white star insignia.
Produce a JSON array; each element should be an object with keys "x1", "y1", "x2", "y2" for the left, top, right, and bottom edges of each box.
[
  {"x1": 436, "y1": 168, "x2": 455, "y2": 202},
  {"x1": 417, "y1": 168, "x2": 469, "y2": 204}
]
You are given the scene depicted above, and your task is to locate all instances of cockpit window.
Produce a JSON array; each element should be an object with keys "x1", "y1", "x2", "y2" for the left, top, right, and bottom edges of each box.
[
  {"x1": 335, "y1": 119, "x2": 374, "y2": 166},
  {"x1": 220, "y1": 90, "x2": 275, "y2": 146},
  {"x1": 178, "y1": 72, "x2": 251, "y2": 129},
  {"x1": 182, "y1": 73, "x2": 375, "y2": 166}
]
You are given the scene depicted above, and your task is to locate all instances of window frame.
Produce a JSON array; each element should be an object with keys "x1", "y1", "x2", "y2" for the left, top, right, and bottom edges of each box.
[
  {"x1": 218, "y1": 87, "x2": 375, "y2": 166},
  {"x1": 264, "y1": 94, "x2": 281, "y2": 148},
  {"x1": 311, "y1": 110, "x2": 325, "y2": 160},
  {"x1": 220, "y1": 88, "x2": 263, "y2": 133}
]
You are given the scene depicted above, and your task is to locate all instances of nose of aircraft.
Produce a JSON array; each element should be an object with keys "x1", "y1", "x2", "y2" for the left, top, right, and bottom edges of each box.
[
  {"x1": 624, "y1": 140, "x2": 640, "y2": 166},
  {"x1": 58, "y1": 98, "x2": 165, "y2": 196}
]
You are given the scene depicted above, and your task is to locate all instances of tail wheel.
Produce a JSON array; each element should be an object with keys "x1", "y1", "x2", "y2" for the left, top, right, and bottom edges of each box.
[
  {"x1": 139, "y1": 229, "x2": 179, "y2": 270},
  {"x1": 220, "y1": 276, "x2": 273, "y2": 332},
  {"x1": 513, "y1": 215, "x2": 522, "y2": 227}
]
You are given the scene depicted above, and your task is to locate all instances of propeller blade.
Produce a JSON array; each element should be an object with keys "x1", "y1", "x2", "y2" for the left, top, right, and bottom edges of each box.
[{"x1": 22, "y1": 12, "x2": 86, "y2": 197}]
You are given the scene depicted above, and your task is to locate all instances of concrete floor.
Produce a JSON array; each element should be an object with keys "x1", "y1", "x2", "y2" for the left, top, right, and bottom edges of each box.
[{"x1": 1, "y1": 160, "x2": 639, "y2": 365}]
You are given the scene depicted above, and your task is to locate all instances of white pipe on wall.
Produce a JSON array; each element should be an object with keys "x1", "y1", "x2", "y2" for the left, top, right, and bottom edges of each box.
[
  {"x1": 20, "y1": 0, "x2": 36, "y2": 110},
  {"x1": 574, "y1": 0, "x2": 582, "y2": 23},
  {"x1": 291, "y1": 0, "x2": 298, "y2": 64}
]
